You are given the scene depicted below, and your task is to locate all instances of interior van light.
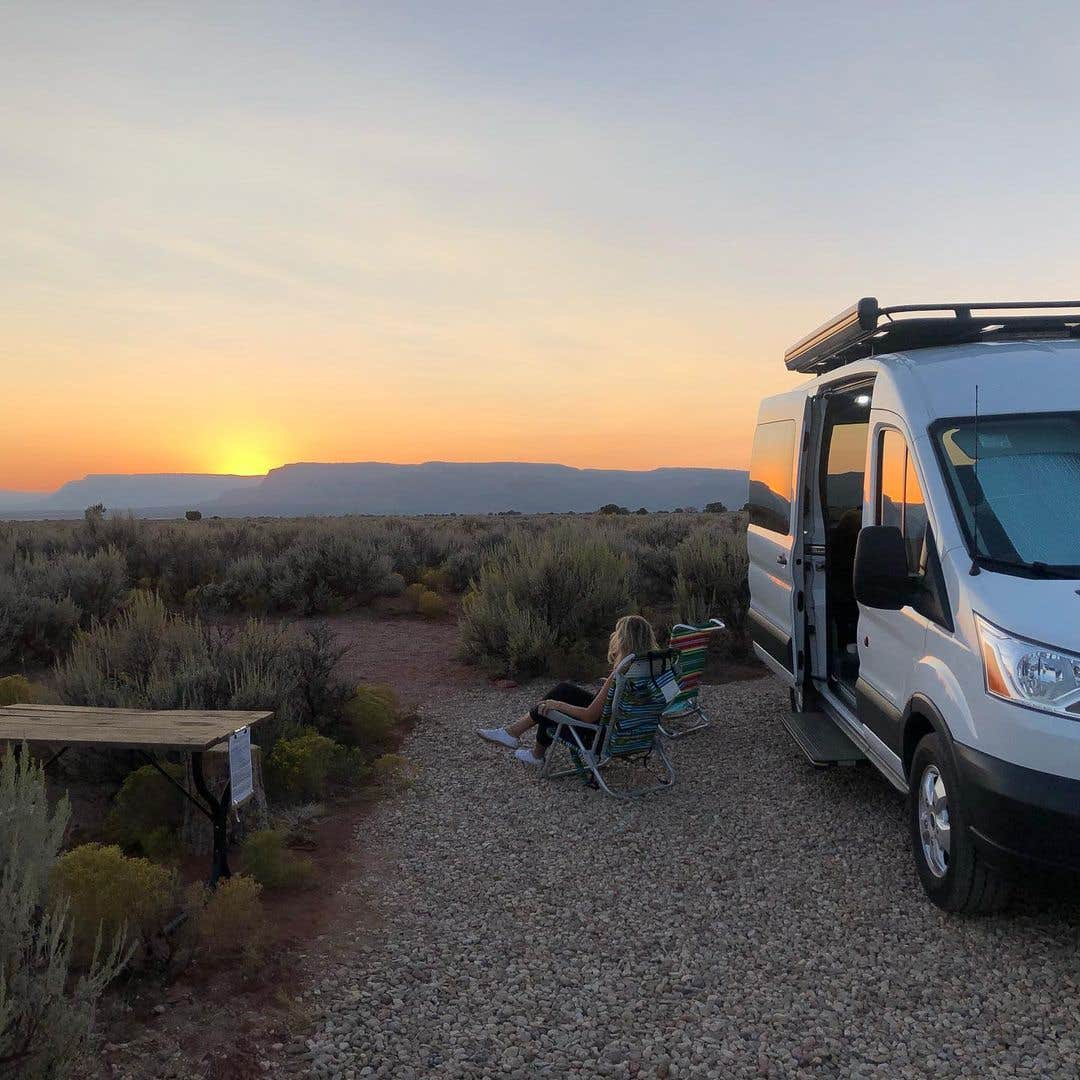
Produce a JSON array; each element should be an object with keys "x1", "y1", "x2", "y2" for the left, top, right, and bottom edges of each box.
[{"x1": 854, "y1": 394, "x2": 871, "y2": 406}]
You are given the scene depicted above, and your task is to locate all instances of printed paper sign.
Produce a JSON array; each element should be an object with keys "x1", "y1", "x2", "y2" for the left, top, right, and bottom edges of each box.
[{"x1": 229, "y1": 726, "x2": 254, "y2": 807}]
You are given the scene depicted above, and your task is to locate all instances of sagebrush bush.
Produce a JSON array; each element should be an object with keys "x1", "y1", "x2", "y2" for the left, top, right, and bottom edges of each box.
[
  {"x1": 265, "y1": 732, "x2": 338, "y2": 802},
  {"x1": 673, "y1": 526, "x2": 750, "y2": 654},
  {"x1": 105, "y1": 764, "x2": 185, "y2": 859},
  {"x1": 459, "y1": 525, "x2": 632, "y2": 675},
  {"x1": 240, "y1": 829, "x2": 315, "y2": 890},
  {"x1": 334, "y1": 684, "x2": 398, "y2": 749},
  {"x1": 0, "y1": 673, "x2": 33, "y2": 706},
  {"x1": 270, "y1": 527, "x2": 395, "y2": 613},
  {"x1": 0, "y1": 576, "x2": 81, "y2": 667},
  {"x1": 8, "y1": 511, "x2": 755, "y2": 675},
  {"x1": 370, "y1": 753, "x2": 416, "y2": 792},
  {"x1": 55, "y1": 592, "x2": 349, "y2": 747},
  {"x1": 191, "y1": 875, "x2": 266, "y2": 966},
  {"x1": 0, "y1": 748, "x2": 127, "y2": 1079},
  {"x1": 417, "y1": 589, "x2": 448, "y2": 619},
  {"x1": 50, "y1": 843, "x2": 173, "y2": 967}
]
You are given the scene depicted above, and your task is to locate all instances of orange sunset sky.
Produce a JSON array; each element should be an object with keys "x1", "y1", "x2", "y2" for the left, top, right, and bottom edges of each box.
[{"x1": 4, "y1": 4, "x2": 1078, "y2": 492}]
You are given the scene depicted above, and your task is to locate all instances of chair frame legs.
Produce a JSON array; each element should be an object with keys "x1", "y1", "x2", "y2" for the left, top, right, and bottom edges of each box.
[
  {"x1": 540, "y1": 716, "x2": 675, "y2": 799},
  {"x1": 659, "y1": 701, "x2": 710, "y2": 740}
]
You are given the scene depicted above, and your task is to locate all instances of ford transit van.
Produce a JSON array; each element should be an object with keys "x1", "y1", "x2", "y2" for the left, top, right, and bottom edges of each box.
[{"x1": 748, "y1": 299, "x2": 1080, "y2": 912}]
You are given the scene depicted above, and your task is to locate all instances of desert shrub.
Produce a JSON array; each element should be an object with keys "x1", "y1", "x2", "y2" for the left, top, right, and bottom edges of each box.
[
  {"x1": 441, "y1": 529, "x2": 511, "y2": 591},
  {"x1": 189, "y1": 875, "x2": 266, "y2": 967},
  {"x1": 403, "y1": 582, "x2": 427, "y2": 608},
  {"x1": 672, "y1": 528, "x2": 750, "y2": 654},
  {"x1": 105, "y1": 764, "x2": 185, "y2": 860},
  {"x1": 0, "y1": 748, "x2": 127, "y2": 1079},
  {"x1": 419, "y1": 567, "x2": 451, "y2": 591},
  {"x1": 0, "y1": 674, "x2": 33, "y2": 706},
  {"x1": 54, "y1": 548, "x2": 129, "y2": 622},
  {"x1": 201, "y1": 554, "x2": 274, "y2": 613},
  {"x1": 333, "y1": 684, "x2": 398, "y2": 749},
  {"x1": 0, "y1": 576, "x2": 81, "y2": 668},
  {"x1": 404, "y1": 582, "x2": 447, "y2": 618},
  {"x1": 459, "y1": 525, "x2": 632, "y2": 676},
  {"x1": 239, "y1": 829, "x2": 315, "y2": 890},
  {"x1": 270, "y1": 528, "x2": 394, "y2": 613},
  {"x1": 370, "y1": 753, "x2": 416, "y2": 792},
  {"x1": 265, "y1": 732, "x2": 338, "y2": 802},
  {"x1": 50, "y1": 843, "x2": 172, "y2": 968},
  {"x1": 55, "y1": 592, "x2": 348, "y2": 747},
  {"x1": 327, "y1": 743, "x2": 371, "y2": 787},
  {"x1": 55, "y1": 592, "x2": 217, "y2": 710},
  {"x1": 417, "y1": 589, "x2": 448, "y2": 619}
]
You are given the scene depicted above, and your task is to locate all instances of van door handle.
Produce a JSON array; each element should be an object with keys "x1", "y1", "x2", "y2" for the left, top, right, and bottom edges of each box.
[{"x1": 776, "y1": 554, "x2": 788, "y2": 566}]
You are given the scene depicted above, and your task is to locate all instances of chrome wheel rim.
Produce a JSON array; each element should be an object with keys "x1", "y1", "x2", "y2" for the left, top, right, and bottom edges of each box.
[{"x1": 918, "y1": 764, "x2": 950, "y2": 879}]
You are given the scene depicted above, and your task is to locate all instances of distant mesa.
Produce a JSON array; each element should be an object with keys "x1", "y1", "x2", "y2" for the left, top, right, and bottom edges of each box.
[{"x1": 0, "y1": 462, "x2": 749, "y2": 519}]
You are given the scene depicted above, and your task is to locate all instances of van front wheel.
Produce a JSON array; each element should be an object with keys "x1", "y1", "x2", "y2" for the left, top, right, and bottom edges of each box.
[{"x1": 908, "y1": 733, "x2": 1010, "y2": 914}]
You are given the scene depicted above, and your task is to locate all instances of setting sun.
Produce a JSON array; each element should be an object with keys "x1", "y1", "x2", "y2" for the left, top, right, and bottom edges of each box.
[{"x1": 213, "y1": 439, "x2": 279, "y2": 478}]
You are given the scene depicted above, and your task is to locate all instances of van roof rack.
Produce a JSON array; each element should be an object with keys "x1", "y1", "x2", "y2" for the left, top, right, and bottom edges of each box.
[{"x1": 785, "y1": 298, "x2": 1080, "y2": 374}]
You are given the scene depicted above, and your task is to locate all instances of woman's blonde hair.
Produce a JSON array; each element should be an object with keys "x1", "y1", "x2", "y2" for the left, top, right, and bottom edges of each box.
[{"x1": 607, "y1": 614, "x2": 658, "y2": 666}]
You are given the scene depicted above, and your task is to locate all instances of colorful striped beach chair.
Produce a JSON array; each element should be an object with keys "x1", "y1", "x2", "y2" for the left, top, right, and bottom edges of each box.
[
  {"x1": 659, "y1": 618, "x2": 726, "y2": 739},
  {"x1": 540, "y1": 652, "x2": 678, "y2": 799}
]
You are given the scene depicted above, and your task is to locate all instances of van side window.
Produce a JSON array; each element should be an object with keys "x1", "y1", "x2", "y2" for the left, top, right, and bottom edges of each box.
[
  {"x1": 877, "y1": 429, "x2": 927, "y2": 571},
  {"x1": 749, "y1": 420, "x2": 796, "y2": 535}
]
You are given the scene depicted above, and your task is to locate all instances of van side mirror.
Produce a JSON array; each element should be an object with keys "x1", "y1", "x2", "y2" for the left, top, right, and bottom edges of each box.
[{"x1": 853, "y1": 526, "x2": 915, "y2": 610}]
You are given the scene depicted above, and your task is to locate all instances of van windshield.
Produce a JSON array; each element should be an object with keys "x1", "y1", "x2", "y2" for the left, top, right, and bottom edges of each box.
[{"x1": 934, "y1": 411, "x2": 1080, "y2": 577}]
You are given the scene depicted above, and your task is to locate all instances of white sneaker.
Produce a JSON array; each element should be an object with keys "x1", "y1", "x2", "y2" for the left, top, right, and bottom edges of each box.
[
  {"x1": 477, "y1": 727, "x2": 519, "y2": 749},
  {"x1": 514, "y1": 747, "x2": 544, "y2": 768}
]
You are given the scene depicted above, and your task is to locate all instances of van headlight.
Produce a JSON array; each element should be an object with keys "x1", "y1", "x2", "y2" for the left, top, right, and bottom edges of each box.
[{"x1": 976, "y1": 615, "x2": 1080, "y2": 718}]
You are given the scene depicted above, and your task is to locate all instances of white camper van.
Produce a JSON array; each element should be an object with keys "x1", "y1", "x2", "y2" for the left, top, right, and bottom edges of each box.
[{"x1": 748, "y1": 299, "x2": 1080, "y2": 912}]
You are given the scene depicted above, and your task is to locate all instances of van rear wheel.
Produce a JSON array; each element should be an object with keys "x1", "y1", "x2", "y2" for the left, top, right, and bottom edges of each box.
[{"x1": 908, "y1": 733, "x2": 1010, "y2": 914}]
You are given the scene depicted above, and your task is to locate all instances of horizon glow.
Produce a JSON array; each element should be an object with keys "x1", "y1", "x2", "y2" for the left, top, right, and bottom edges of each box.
[{"x1": 4, "y1": 3, "x2": 1080, "y2": 491}]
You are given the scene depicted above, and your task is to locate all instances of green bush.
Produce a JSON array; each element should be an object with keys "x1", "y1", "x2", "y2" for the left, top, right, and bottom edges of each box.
[
  {"x1": 370, "y1": 753, "x2": 416, "y2": 792},
  {"x1": 1, "y1": 748, "x2": 127, "y2": 1077},
  {"x1": 328, "y1": 743, "x2": 371, "y2": 787},
  {"x1": 673, "y1": 527, "x2": 750, "y2": 654},
  {"x1": 0, "y1": 674, "x2": 33, "y2": 706},
  {"x1": 50, "y1": 843, "x2": 173, "y2": 967},
  {"x1": 334, "y1": 684, "x2": 398, "y2": 749},
  {"x1": 417, "y1": 589, "x2": 448, "y2": 619},
  {"x1": 403, "y1": 582, "x2": 427, "y2": 608},
  {"x1": 269, "y1": 527, "x2": 395, "y2": 613},
  {"x1": 420, "y1": 567, "x2": 451, "y2": 591},
  {"x1": 265, "y1": 732, "x2": 338, "y2": 802},
  {"x1": 189, "y1": 875, "x2": 266, "y2": 968},
  {"x1": 105, "y1": 763, "x2": 185, "y2": 859},
  {"x1": 240, "y1": 829, "x2": 315, "y2": 890},
  {"x1": 55, "y1": 592, "x2": 350, "y2": 748},
  {"x1": 404, "y1": 582, "x2": 448, "y2": 618},
  {"x1": 459, "y1": 525, "x2": 632, "y2": 676},
  {"x1": 0, "y1": 577, "x2": 80, "y2": 667}
]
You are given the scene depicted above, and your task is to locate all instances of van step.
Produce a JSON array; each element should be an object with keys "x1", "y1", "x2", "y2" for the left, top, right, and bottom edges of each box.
[{"x1": 780, "y1": 709, "x2": 866, "y2": 766}]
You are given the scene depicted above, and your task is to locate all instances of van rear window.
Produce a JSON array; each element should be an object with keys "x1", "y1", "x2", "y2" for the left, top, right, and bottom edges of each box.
[{"x1": 749, "y1": 420, "x2": 796, "y2": 534}]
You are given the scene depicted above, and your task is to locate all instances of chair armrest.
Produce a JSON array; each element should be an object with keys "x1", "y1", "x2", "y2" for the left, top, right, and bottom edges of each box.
[{"x1": 546, "y1": 710, "x2": 601, "y2": 731}]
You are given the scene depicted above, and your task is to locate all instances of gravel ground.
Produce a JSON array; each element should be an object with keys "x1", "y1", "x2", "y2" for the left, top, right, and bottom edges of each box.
[{"x1": 300, "y1": 675, "x2": 1080, "y2": 1079}]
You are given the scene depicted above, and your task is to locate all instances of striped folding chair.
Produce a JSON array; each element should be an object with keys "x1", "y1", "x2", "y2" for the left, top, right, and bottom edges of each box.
[
  {"x1": 659, "y1": 618, "x2": 726, "y2": 739},
  {"x1": 540, "y1": 652, "x2": 678, "y2": 799}
]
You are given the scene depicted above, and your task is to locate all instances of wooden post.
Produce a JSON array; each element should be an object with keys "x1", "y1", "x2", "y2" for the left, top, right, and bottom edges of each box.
[{"x1": 181, "y1": 745, "x2": 269, "y2": 855}]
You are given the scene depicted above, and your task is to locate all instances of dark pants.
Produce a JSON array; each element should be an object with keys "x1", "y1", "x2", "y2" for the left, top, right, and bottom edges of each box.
[{"x1": 531, "y1": 682, "x2": 599, "y2": 750}]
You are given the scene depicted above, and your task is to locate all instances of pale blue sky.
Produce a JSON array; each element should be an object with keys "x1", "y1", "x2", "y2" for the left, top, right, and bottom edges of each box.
[{"x1": 3, "y1": 2, "x2": 1078, "y2": 487}]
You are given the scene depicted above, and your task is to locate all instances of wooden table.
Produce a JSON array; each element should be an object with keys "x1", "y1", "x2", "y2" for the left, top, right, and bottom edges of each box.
[{"x1": 0, "y1": 704, "x2": 273, "y2": 884}]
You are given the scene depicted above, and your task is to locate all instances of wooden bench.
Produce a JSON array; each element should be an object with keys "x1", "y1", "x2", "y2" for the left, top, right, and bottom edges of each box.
[{"x1": 0, "y1": 704, "x2": 272, "y2": 884}]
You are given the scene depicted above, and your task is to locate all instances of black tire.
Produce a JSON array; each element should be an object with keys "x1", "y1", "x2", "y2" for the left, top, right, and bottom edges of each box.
[{"x1": 909, "y1": 733, "x2": 1010, "y2": 914}]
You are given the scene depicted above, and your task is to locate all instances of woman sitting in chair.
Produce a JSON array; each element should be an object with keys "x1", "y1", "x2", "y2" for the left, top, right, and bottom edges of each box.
[{"x1": 477, "y1": 614, "x2": 658, "y2": 767}]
